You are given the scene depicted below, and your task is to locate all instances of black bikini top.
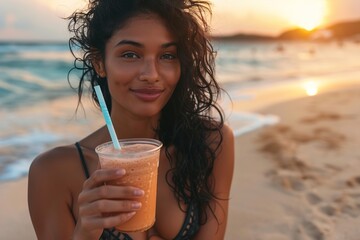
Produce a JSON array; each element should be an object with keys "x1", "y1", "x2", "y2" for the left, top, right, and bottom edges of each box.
[{"x1": 75, "y1": 142, "x2": 200, "y2": 240}]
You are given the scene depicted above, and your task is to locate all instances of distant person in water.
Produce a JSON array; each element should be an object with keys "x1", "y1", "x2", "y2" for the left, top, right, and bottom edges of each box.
[{"x1": 28, "y1": 0, "x2": 234, "y2": 239}]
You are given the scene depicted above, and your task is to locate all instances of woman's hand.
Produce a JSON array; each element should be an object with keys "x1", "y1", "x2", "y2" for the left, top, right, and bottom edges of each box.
[{"x1": 73, "y1": 168, "x2": 144, "y2": 240}]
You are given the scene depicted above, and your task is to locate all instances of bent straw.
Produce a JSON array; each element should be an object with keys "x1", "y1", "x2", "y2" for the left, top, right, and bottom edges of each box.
[{"x1": 94, "y1": 84, "x2": 121, "y2": 150}]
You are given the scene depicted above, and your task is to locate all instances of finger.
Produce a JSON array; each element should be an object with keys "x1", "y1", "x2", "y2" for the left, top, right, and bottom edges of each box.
[
  {"x1": 83, "y1": 168, "x2": 126, "y2": 190},
  {"x1": 78, "y1": 185, "x2": 145, "y2": 204},
  {"x1": 79, "y1": 199, "x2": 142, "y2": 216},
  {"x1": 81, "y1": 211, "x2": 136, "y2": 229}
]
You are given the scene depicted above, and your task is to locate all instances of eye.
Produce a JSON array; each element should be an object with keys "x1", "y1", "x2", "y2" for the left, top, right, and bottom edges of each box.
[
  {"x1": 161, "y1": 53, "x2": 177, "y2": 60},
  {"x1": 121, "y1": 52, "x2": 139, "y2": 59}
]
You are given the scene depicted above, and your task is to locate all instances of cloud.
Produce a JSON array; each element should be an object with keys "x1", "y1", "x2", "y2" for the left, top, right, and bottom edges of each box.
[
  {"x1": 0, "y1": 13, "x2": 32, "y2": 40},
  {"x1": 0, "y1": 28, "x2": 34, "y2": 40},
  {"x1": 5, "y1": 13, "x2": 16, "y2": 27},
  {"x1": 0, "y1": 0, "x2": 70, "y2": 41}
]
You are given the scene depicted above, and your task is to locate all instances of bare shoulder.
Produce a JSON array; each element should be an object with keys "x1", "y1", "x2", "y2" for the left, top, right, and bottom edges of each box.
[
  {"x1": 212, "y1": 123, "x2": 235, "y2": 193},
  {"x1": 29, "y1": 144, "x2": 79, "y2": 177},
  {"x1": 220, "y1": 123, "x2": 235, "y2": 144},
  {"x1": 217, "y1": 123, "x2": 234, "y2": 166},
  {"x1": 28, "y1": 144, "x2": 85, "y2": 238},
  {"x1": 208, "y1": 122, "x2": 234, "y2": 154},
  {"x1": 28, "y1": 144, "x2": 86, "y2": 196}
]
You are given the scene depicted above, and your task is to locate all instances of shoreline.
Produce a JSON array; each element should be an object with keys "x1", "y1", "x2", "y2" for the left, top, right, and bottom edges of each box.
[
  {"x1": 0, "y1": 76, "x2": 359, "y2": 182},
  {"x1": 224, "y1": 72, "x2": 360, "y2": 112},
  {"x1": 224, "y1": 76, "x2": 360, "y2": 137}
]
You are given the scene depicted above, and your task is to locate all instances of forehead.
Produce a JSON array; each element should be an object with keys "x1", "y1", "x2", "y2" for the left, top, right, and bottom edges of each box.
[{"x1": 108, "y1": 13, "x2": 176, "y2": 44}]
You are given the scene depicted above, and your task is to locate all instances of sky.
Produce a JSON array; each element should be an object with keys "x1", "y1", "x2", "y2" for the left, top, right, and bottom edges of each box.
[{"x1": 1, "y1": 0, "x2": 360, "y2": 41}]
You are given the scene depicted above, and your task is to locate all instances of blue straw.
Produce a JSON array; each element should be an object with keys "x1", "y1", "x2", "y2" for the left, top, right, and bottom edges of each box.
[{"x1": 94, "y1": 84, "x2": 121, "y2": 150}]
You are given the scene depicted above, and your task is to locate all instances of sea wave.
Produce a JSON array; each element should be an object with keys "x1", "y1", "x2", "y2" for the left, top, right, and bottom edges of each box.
[{"x1": 1, "y1": 40, "x2": 360, "y2": 181}]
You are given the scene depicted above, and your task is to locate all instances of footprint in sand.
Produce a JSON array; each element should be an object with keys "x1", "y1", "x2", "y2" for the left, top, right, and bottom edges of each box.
[
  {"x1": 301, "y1": 111, "x2": 343, "y2": 124},
  {"x1": 306, "y1": 192, "x2": 323, "y2": 205},
  {"x1": 329, "y1": 189, "x2": 360, "y2": 218},
  {"x1": 291, "y1": 192, "x2": 336, "y2": 240},
  {"x1": 335, "y1": 176, "x2": 360, "y2": 218},
  {"x1": 341, "y1": 204, "x2": 359, "y2": 218},
  {"x1": 345, "y1": 176, "x2": 360, "y2": 188},
  {"x1": 258, "y1": 124, "x2": 345, "y2": 193},
  {"x1": 318, "y1": 204, "x2": 338, "y2": 217},
  {"x1": 305, "y1": 192, "x2": 338, "y2": 217},
  {"x1": 273, "y1": 173, "x2": 307, "y2": 191},
  {"x1": 301, "y1": 220, "x2": 326, "y2": 240},
  {"x1": 305, "y1": 176, "x2": 360, "y2": 220},
  {"x1": 312, "y1": 127, "x2": 346, "y2": 150},
  {"x1": 300, "y1": 110, "x2": 355, "y2": 125}
]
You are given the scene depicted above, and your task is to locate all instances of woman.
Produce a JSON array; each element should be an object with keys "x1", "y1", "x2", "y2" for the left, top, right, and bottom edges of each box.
[{"x1": 28, "y1": 0, "x2": 234, "y2": 239}]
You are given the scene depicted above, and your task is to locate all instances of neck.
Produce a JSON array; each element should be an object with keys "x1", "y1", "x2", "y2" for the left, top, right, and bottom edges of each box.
[{"x1": 111, "y1": 109, "x2": 160, "y2": 140}]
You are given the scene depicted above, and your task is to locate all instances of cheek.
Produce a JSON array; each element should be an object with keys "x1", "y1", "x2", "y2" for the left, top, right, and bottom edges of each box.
[
  {"x1": 109, "y1": 67, "x2": 136, "y2": 86},
  {"x1": 107, "y1": 72, "x2": 132, "y2": 99},
  {"x1": 167, "y1": 65, "x2": 181, "y2": 86}
]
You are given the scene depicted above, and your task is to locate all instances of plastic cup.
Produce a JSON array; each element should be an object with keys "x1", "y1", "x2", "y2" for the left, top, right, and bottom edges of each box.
[{"x1": 95, "y1": 138, "x2": 162, "y2": 232}]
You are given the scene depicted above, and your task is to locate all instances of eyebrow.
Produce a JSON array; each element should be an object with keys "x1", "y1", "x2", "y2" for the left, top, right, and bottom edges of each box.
[{"x1": 115, "y1": 40, "x2": 178, "y2": 49}]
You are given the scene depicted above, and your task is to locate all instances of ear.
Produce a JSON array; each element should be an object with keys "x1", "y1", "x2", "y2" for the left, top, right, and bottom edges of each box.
[{"x1": 92, "y1": 57, "x2": 106, "y2": 78}]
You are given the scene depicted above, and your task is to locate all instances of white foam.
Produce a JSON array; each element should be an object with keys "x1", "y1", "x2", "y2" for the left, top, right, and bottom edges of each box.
[
  {"x1": 0, "y1": 67, "x2": 67, "y2": 89},
  {"x1": 219, "y1": 89, "x2": 279, "y2": 136},
  {"x1": 226, "y1": 111, "x2": 279, "y2": 136},
  {"x1": 0, "y1": 159, "x2": 32, "y2": 181},
  {"x1": 0, "y1": 131, "x2": 63, "y2": 148},
  {"x1": 0, "y1": 77, "x2": 26, "y2": 94},
  {"x1": 19, "y1": 51, "x2": 73, "y2": 62}
]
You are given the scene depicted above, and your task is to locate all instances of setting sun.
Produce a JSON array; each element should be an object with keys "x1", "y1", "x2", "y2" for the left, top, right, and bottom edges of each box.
[
  {"x1": 286, "y1": 0, "x2": 327, "y2": 31},
  {"x1": 303, "y1": 81, "x2": 319, "y2": 96}
]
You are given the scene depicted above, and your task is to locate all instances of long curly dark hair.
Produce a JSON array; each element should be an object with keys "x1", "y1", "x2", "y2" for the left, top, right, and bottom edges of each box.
[{"x1": 67, "y1": 0, "x2": 225, "y2": 225}]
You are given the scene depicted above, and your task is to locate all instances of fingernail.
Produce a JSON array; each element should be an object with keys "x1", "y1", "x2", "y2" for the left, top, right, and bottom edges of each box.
[
  {"x1": 133, "y1": 189, "x2": 144, "y2": 196},
  {"x1": 116, "y1": 169, "x2": 126, "y2": 175},
  {"x1": 127, "y1": 212, "x2": 136, "y2": 218},
  {"x1": 131, "y1": 202, "x2": 142, "y2": 209}
]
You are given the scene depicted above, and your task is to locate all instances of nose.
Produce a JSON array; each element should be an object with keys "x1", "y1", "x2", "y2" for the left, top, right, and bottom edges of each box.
[{"x1": 139, "y1": 58, "x2": 159, "y2": 83}]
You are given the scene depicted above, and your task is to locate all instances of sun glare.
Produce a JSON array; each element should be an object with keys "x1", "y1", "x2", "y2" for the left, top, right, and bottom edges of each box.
[
  {"x1": 303, "y1": 81, "x2": 319, "y2": 96},
  {"x1": 286, "y1": 0, "x2": 327, "y2": 31}
]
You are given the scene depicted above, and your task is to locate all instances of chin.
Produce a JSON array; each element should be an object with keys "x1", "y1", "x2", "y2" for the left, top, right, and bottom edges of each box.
[{"x1": 133, "y1": 108, "x2": 162, "y2": 118}]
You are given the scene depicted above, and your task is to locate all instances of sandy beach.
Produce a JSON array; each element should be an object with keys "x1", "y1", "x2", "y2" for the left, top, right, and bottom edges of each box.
[
  {"x1": 0, "y1": 178, "x2": 36, "y2": 239},
  {"x1": 226, "y1": 82, "x2": 360, "y2": 240},
  {"x1": 1, "y1": 81, "x2": 359, "y2": 240}
]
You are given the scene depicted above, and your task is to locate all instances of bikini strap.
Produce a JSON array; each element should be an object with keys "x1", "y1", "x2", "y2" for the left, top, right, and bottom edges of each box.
[
  {"x1": 75, "y1": 142, "x2": 90, "y2": 179},
  {"x1": 173, "y1": 201, "x2": 200, "y2": 239}
]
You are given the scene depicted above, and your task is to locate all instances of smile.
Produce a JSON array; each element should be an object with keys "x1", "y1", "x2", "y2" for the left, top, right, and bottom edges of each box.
[{"x1": 130, "y1": 88, "x2": 164, "y2": 102}]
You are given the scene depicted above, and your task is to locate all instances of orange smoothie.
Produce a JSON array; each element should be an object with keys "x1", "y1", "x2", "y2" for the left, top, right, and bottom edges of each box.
[{"x1": 95, "y1": 139, "x2": 162, "y2": 232}]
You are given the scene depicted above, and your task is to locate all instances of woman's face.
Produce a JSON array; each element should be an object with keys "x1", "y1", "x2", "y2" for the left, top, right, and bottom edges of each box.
[{"x1": 96, "y1": 13, "x2": 181, "y2": 119}]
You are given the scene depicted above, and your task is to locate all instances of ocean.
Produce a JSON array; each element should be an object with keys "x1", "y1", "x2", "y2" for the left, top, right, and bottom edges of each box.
[{"x1": 1, "y1": 40, "x2": 360, "y2": 181}]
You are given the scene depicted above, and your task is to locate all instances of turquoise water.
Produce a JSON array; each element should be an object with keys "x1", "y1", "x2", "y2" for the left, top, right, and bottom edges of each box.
[
  {"x1": 0, "y1": 42, "x2": 73, "y2": 109},
  {"x1": 1, "y1": 40, "x2": 360, "y2": 181}
]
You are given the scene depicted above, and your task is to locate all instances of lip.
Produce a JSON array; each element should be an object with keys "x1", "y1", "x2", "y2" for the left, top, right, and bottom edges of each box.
[{"x1": 130, "y1": 88, "x2": 164, "y2": 102}]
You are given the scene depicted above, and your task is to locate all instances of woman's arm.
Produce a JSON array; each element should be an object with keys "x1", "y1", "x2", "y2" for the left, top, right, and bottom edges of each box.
[
  {"x1": 28, "y1": 148, "x2": 78, "y2": 239},
  {"x1": 28, "y1": 147, "x2": 145, "y2": 240},
  {"x1": 193, "y1": 124, "x2": 235, "y2": 240}
]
